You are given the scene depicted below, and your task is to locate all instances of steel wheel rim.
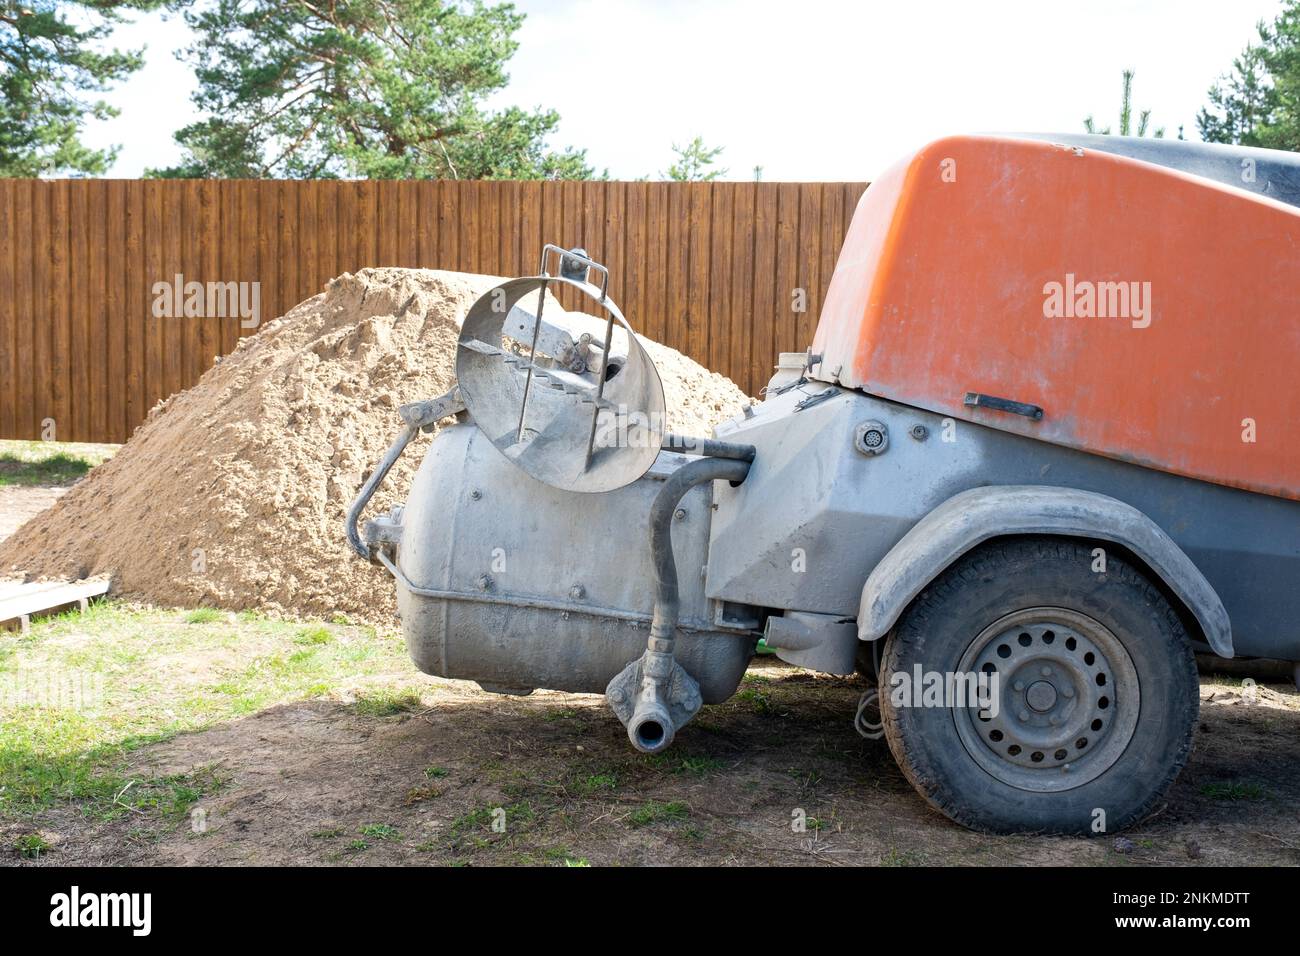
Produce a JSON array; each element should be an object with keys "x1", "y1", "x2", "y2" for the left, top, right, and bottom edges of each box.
[{"x1": 953, "y1": 607, "x2": 1139, "y2": 793}]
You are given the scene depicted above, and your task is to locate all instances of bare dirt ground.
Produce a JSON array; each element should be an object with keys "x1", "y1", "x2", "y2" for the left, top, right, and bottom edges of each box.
[
  {"x1": 0, "y1": 487, "x2": 67, "y2": 545},
  {"x1": 17, "y1": 661, "x2": 1300, "y2": 868}
]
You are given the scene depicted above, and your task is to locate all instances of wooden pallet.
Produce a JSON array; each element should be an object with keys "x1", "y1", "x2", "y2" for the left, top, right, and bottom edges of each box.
[{"x1": 0, "y1": 579, "x2": 110, "y2": 633}]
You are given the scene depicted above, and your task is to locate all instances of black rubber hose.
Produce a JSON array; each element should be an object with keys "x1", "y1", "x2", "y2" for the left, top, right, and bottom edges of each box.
[
  {"x1": 660, "y1": 433, "x2": 757, "y2": 463},
  {"x1": 648, "y1": 456, "x2": 752, "y2": 642}
]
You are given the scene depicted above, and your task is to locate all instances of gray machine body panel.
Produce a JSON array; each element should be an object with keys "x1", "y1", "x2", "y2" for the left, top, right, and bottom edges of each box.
[{"x1": 708, "y1": 385, "x2": 1300, "y2": 662}]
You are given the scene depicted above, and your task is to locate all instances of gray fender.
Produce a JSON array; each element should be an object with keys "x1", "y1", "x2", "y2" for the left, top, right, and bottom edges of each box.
[{"x1": 857, "y1": 485, "x2": 1233, "y2": 658}]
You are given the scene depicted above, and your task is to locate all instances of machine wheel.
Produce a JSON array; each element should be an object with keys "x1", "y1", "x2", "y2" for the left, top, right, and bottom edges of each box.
[{"x1": 879, "y1": 536, "x2": 1198, "y2": 834}]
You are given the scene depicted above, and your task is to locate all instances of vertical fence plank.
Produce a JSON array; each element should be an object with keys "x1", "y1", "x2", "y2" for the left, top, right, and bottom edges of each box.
[
  {"x1": 21, "y1": 180, "x2": 39, "y2": 439},
  {"x1": 123, "y1": 180, "x2": 145, "y2": 439},
  {"x1": 455, "y1": 181, "x2": 477, "y2": 273},
  {"x1": 774, "y1": 182, "x2": 802, "y2": 362},
  {"x1": 66, "y1": 181, "x2": 92, "y2": 441},
  {"x1": 376, "y1": 179, "x2": 398, "y2": 268},
  {"x1": 685, "y1": 183, "x2": 711, "y2": 373},
  {"x1": 437, "y1": 180, "x2": 458, "y2": 271},
  {"x1": 9, "y1": 180, "x2": 33, "y2": 439},
  {"x1": 557, "y1": 180, "x2": 582, "y2": 311},
  {"x1": 396, "y1": 181, "x2": 418, "y2": 269},
  {"x1": 316, "y1": 179, "x2": 337, "y2": 297},
  {"x1": 213, "y1": 181, "x2": 231, "y2": 358},
  {"x1": 276, "y1": 179, "x2": 298, "y2": 320},
  {"x1": 728, "y1": 183, "x2": 755, "y2": 396},
  {"x1": 49, "y1": 181, "x2": 72, "y2": 438},
  {"x1": 796, "y1": 183, "x2": 822, "y2": 353},
  {"x1": 12, "y1": 181, "x2": 35, "y2": 438},
  {"x1": 360, "y1": 180, "x2": 380, "y2": 272},
  {"x1": 663, "y1": 183, "x2": 688, "y2": 355},
  {"x1": 644, "y1": 181, "x2": 670, "y2": 348},
  {"x1": 582, "y1": 180, "x2": 605, "y2": 297},
  {"x1": 752, "y1": 185, "x2": 781, "y2": 394},
  {"x1": 706, "y1": 184, "x2": 734, "y2": 380},
  {"x1": 296, "y1": 179, "x2": 319, "y2": 305},
  {"x1": 255, "y1": 179, "x2": 276, "y2": 327},
  {"x1": 202, "y1": 179, "x2": 222, "y2": 374},
  {"x1": 603, "y1": 181, "x2": 625, "y2": 317},
  {"x1": 623, "y1": 181, "x2": 647, "y2": 334},
  {"x1": 142, "y1": 180, "x2": 162, "y2": 413},
  {"x1": 495, "y1": 181, "x2": 517, "y2": 275},
  {"x1": 477, "y1": 181, "x2": 499, "y2": 276},
  {"x1": 161, "y1": 179, "x2": 184, "y2": 407},
  {"x1": 540, "y1": 181, "x2": 563, "y2": 285},
  {"x1": 178, "y1": 179, "x2": 200, "y2": 389},
  {"x1": 0, "y1": 180, "x2": 14, "y2": 440},
  {"x1": 104, "y1": 180, "x2": 127, "y2": 441},
  {"x1": 230, "y1": 181, "x2": 251, "y2": 346},
  {"x1": 415, "y1": 180, "x2": 437, "y2": 267},
  {"x1": 518, "y1": 181, "x2": 542, "y2": 276},
  {"x1": 334, "y1": 180, "x2": 355, "y2": 279},
  {"x1": 818, "y1": 182, "x2": 846, "y2": 354}
]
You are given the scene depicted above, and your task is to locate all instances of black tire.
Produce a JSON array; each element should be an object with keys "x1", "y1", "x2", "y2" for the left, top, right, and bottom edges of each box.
[{"x1": 879, "y1": 536, "x2": 1198, "y2": 835}]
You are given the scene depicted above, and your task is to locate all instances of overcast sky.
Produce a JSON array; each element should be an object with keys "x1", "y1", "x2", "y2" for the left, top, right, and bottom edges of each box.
[{"x1": 82, "y1": 0, "x2": 1284, "y2": 180}]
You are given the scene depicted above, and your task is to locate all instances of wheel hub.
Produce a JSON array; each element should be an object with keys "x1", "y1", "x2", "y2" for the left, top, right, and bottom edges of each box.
[
  {"x1": 954, "y1": 607, "x2": 1140, "y2": 793},
  {"x1": 1025, "y1": 679, "x2": 1058, "y2": 712}
]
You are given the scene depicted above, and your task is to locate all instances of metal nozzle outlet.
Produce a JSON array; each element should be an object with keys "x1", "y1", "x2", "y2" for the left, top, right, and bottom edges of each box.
[{"x1": 628, "y1": 702, "x2": 676, "y2": 754}]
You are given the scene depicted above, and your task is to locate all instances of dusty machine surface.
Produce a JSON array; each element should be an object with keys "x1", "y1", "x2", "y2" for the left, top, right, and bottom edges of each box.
[{"x1": 349, "y1": 138, "x2": 1300, "y2": 835}]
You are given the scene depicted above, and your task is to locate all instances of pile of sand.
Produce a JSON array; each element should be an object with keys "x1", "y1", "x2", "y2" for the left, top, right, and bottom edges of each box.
[{"x1": 0, "y1": 268, "x2": 750, "y2": 625}]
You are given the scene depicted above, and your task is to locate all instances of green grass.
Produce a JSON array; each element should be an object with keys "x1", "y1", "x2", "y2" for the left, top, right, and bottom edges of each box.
[
  {"x1": 15, "y1": 832, "x2": 50, "y2": 859},
  {"x1": 0, "y1": 439, "x2": 117, "y2": 487},
  {"x1": 577, "y1": 772, "x2": 618, "y2": 793},
  {"x1": 1199, "y1": 781, "x2": 1267, "y2": 801},
  {"x1": 734, "y1": 687, "x2": 774, "y2": 715},
  {"x1": 451, "y1": 806, "x2": 496, "y2": 833},
  {"x1": 627, "y1": 800, "x2": 689, "y2": 828},
  {"x1": 351, "y1": 688, "x2": 423, "y2": 717},
  {"x1": 542, "y1": 707, "x2": 580, "y2": 722},
  {"x1": 0, "y1": 601, "x2": 414, "y2": 823},
  {"x1": 294, "y1": 625, "x2": 332, "y2": 646},
  {"x1": 674, "y1": 755, "x2": 725, "y2": 776},
  {"x1": 544, "y1": 846, "x2": 590, "y2": 867},
  {"x1": 359, "y1": 823, "x2": 399, "y2": 841},
  {"x1": 451, "y1": 801, "x2": 536, "y2": 837}
]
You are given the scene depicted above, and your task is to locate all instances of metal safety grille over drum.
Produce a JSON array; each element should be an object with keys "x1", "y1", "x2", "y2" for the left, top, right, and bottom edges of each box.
[{"x1": 455, "y1": 246, "x2": 667, "y2": 493}]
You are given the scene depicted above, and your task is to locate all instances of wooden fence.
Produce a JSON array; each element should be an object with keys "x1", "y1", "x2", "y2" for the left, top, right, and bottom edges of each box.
[{"x1": 0, "y1": 179, "x2": 867, "y2": 443}]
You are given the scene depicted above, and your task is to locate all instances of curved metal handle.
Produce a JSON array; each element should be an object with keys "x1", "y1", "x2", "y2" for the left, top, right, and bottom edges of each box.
[
  {"x1": 539, "y1": 244, "x2": 609, "y2": 300},
  {"x1": 345, "y1": 387, "x2": 464, "y2": 560},
  {"x1": 345, "y1": 424, "x2": 418, "y2": 559}
]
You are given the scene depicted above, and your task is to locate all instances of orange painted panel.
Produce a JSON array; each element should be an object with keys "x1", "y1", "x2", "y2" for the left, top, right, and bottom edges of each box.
[{"x1": 811, "y1": 135, "x2": 1300, "y2": 501}]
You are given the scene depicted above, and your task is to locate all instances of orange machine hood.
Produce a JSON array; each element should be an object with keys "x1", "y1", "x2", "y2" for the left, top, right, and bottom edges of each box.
[{"x1": 810, "y1": 134, "x2": 1300, "y2": 501}]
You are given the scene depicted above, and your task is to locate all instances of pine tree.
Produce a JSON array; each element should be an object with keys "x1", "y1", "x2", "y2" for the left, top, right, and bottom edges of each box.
[
  {"x1": 1083, "y1": 70, "x2": 1165, "y2": 138},
  {"x1": 664, "y1": 136, "x2": 727, "y2": 181},
  {"x1": 152, "y1": 0, "x2": 598, "y2": 179},
  {"x1": 1198, "y1": 1, "x2": 1300, "y2": 150},
  {"x1": 0, "y1": 0, "x2": 162, "y2": 176}
]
